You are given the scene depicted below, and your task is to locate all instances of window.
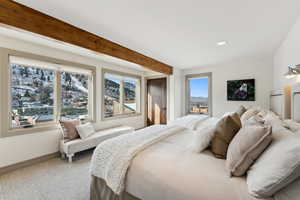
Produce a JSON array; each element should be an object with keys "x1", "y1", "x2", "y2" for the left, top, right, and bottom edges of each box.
[
  {"x1": 186, "y1": 73, "x2": 212, "y2": 116},
  {"x1": 103, "y1": 70, "x2": 140, "y2": 118},
  {"x1": 11, "y1": 64, "x2": 55, "y2": 128},
  {"x1": 9, "y1": 56, "x2": 94, "y2": 129},
  {"x1": 61, "y1": 72, "x2": 90, "y2": 121}
]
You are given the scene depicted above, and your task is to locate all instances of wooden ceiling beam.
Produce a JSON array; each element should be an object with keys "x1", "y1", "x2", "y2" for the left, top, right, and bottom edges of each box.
[{"x1": 0, "y1": 0, "x2": 173, "y2": 75}]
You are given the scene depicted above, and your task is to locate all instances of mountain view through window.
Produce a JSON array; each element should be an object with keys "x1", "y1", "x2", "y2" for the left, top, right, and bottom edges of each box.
[
  {"x1": 11, "y1": 64, "x2": 55, "y2": 128},
  {"x1": 104, "y1": 73, "x2": 138, "y2": 118},
  {"x1": 11, "y1": 63, "x2": 91, "y2": 128},
  {"x1": 188, "y1": 77, "x2": 209, "y2": 115},
  {"x1": 61, "y1": 72, "x2": 89, "y2": 121}
]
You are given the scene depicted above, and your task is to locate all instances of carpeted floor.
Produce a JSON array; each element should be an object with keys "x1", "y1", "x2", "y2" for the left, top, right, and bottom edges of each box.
[{"x1": 0, "y1": 150, "x2": 93, "y2": 200}]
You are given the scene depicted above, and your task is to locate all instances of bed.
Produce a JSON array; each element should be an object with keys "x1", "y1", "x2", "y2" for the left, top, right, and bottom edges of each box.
[
  {"x1": 291, "y1": 85, "x2": 300, "y2": 122},
  {"x1": 270, "y1": 87, "x2": 291, "y2": 119},
  {"x1": 89, "y1": 117, "x2": 271, "y2": 200},
  {"x1": 89, "y1": 89, "x2": 300, "y2": 200}
]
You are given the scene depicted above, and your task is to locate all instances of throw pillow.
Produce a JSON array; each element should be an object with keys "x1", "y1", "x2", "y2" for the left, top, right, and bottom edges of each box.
[
  {"x1": 211, "y1": 115, "x2": 241, "y2": 159},
  {"x1": 236, "y1": 105, "x2": 247, "y2": 117},
  {"x1": 226, "y1": 123, "x2": 272, "y2": 177},
  {"x1": 190, "y1": 125, "x2": 216, "y2": 153},
  {"x1": 59, "y1": 120, "x2": 80, "y2": 140},
  {"x1": 76, "y1": 122, "x2": 95, "y2": 139},
  {"x1": 240, "y1": 108, "x2": 260, "y2": 126},
  {"x1": 284, "y1": 119, "x2": 300, "y2": 133},
  {"x1": 247, "y1": 133, "x2": 300, "y2": 198}
]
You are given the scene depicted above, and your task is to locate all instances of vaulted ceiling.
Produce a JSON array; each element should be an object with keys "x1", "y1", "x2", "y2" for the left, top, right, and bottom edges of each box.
[{"x1": 13, "y1": 0, "x2": 300, "y2": 69}]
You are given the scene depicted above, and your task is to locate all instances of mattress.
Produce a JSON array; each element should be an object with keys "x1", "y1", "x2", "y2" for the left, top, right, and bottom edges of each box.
[{"x1": 91, "y1": 128, "x2": 272, "y2": 200}]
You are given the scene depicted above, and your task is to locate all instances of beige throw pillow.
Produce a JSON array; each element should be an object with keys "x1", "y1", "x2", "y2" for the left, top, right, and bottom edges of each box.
[
  {"x1": 244, "y1": 115, "x2": 265, "y2": 126},
  {"x1": 59, "y1": 120, "x2": 81, "y2": 140},
  {"x1": 211, "y1": 115, "x2": 241, "y2": 159},
  {"x1": 226, "y1": 123, "x2": 272, "y2": 177},
  {"x1": 236, "y1": 105, "x2": 247, "y2": 117},
  {"x1": 240, "y1": 108, "x2": 259, "y2": 126}
]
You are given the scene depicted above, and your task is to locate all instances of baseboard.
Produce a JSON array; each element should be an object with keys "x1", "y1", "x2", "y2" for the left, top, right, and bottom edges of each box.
[{"x1": 0, "y1": 152, "x2": 60, "y2": 175}]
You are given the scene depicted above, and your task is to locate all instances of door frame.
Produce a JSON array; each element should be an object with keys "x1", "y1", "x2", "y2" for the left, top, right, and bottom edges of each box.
[
  {"x1": 185, "y1": 72, "x2": 212, "y2": 117},
  {"x1": 145, "y1": 76, "x2": 169, "y2": 126}
]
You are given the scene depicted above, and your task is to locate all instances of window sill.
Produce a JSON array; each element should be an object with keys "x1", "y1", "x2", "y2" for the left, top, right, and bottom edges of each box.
[
  {"x1": 4, "y1": 122, "x2": 60, "y2": 138},
  {"x1": 102, "y1": 112, "x2": 142, "y2": 121}
]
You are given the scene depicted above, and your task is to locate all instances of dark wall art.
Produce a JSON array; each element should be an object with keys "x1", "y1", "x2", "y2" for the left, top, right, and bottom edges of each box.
[{"x1": 227, "y1": 79, "x2": 255, "y2": 101}]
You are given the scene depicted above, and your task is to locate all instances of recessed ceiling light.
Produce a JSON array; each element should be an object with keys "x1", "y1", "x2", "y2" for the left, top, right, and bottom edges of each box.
[{"x1": 217, "y1": 41, "x2": 227, "y2": 46}]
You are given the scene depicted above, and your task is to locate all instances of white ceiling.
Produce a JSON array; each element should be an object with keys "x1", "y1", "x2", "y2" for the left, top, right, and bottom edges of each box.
[{"x1": 12, "y1": 0, "x2": 300, "y2": 69}]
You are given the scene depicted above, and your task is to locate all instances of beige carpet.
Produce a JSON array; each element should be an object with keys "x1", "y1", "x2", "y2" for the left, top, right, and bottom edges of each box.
[{"x1": 0, "y1": 151, "x2": 93, "y2": 200}]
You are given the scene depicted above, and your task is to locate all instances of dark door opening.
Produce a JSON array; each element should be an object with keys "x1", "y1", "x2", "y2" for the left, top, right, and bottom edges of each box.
[{"x1": 147, "y1": 78, "x2": 167, "y2": 126}]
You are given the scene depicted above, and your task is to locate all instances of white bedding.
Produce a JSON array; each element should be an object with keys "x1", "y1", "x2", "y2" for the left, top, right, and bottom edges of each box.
[
  {"x1": 90, "y1": 115, "x2": 299, "y2": 200},
  {"x1": 90, "y1": 125, "x2": 185, "y2": 195},
  {"x1": 125, "y1": 128, "x2": 270, "y2": 200}
]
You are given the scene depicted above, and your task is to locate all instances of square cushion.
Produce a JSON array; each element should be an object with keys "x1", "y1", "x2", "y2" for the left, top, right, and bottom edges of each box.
[
  {"x1": 76, "y1": 122, "x2": 95, "y2": 139},
  {"x1": 226, "y1": 123, "x2": 272, "y2": 177},
  {"x1": 247, "y1": 130, "x2": 300, "y2": 198},
  {"x1": 236, "y1": 105, "x2": 247, "y2": 117},
  {"x1": 60, "y1": 120, "x2": 80, "y2": 140},
  {"x1": 240, "y1": 108, "x2": 260, "y2": 126},
  {"x1": 211, "y1": 114, "x2": 241, "y2": 159},
  {"x1": 190, "y1": 125, "x2": 216, "y2": 153},
  {"x1": 284, "y1": 119, "x2": 300, "y2": 132},
  {"x1": 244, "y1": 115, "x2": 265, "y2": 126}
]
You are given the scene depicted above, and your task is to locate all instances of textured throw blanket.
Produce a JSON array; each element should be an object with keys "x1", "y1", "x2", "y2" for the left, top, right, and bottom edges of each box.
[{"x1": 90, "y1": 125, "x2": 185, "y2": 195}]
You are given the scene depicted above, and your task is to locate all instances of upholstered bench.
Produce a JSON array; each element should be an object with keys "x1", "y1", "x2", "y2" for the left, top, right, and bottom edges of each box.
[{"x1": 60, "y1": 126, "x2": 135, "y2": 162}]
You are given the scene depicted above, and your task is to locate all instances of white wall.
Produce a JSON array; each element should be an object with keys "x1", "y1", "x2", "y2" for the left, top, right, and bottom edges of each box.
[
  {"x1": 0, "y1": 35, "x2": 147, "y2": 168},
  {"x1": 273, "y1": 16, "x2": 300, "y2": 90},
  {"x1": 183, "y1": 59, "x2": 273, "y2": 117},
  {"x1": 169, "y1": 69, "x2": 184, "y2": 120}
]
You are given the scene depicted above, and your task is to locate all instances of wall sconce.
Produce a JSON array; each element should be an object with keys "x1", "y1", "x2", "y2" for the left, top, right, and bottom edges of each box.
[{"x1": 285, "y1": 64, "x2": 300, "y2": 79}]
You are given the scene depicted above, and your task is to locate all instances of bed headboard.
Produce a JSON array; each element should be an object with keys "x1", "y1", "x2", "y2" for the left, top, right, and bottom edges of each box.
[
  {"x1": 270, "y1": 90, "x2": 285, "y2": 117},
  {"x1": 270, "y1": 86, "x2": 291, "y2": 119},
  {"x1": 292, "y1": 85, "x2": 300, "y2": 122}
]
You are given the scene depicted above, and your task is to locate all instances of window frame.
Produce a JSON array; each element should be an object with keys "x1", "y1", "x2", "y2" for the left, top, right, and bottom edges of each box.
[
  {"x1": 102, "y1": 69, "x2": 142, "y2": 120},
  {"x1": 0, "y1": 48, "x2": 96, "y2": 138},
  {"x1": 185, "y1": 72, "x2": 212, "y2": 117}
]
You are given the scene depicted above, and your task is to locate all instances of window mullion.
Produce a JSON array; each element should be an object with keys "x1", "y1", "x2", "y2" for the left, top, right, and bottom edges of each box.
[
  {"x1": 120, "y1": 79, "x2": 124, "y2": 114},
  {"x1": 55, "y1": 71, "x2": 61, "y2": 122},
  {"x1": 88, "y1": 75, "x2": 93, "y2": 121}
]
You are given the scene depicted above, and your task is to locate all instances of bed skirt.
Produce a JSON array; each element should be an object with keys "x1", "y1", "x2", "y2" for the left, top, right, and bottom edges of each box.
[{"x1": 90, "y1": 176, "x2": 141, "y2": 200}]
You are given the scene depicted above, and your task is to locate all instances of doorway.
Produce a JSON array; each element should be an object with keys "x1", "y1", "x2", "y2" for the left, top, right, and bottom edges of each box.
[{"x1": 147, "y1": 78, "x2": 167, "y2": 126}]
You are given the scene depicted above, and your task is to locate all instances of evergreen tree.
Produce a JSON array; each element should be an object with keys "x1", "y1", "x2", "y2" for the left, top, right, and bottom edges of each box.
[
  {"x1": 24, "y1": 90, "x2": 30, "y2": 97},
  {"x1": 24, "y1": 67, "x2": 29, "y2": 78},
  {"x1": 41, "y1": 70, "x2": 45, "y2": 81}
]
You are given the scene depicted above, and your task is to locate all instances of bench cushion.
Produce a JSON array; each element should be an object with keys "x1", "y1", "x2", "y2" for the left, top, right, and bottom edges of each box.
[{"x1": 61, "y1": 126, "x2": 134, "y2": 155}]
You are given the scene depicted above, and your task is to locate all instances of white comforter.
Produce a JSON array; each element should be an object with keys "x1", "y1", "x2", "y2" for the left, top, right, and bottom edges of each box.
[
  {"x1": 90, "y1": 125, "x2": 185, "y2": 195},
  {"x1": 125, "y1": 128, "x2": 271, "y2": 200}
]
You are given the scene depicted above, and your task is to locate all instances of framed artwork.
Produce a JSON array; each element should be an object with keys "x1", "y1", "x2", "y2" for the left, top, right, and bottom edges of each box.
[{"x1": 227, "y1": 79, "x2": 255, "y2": 101}]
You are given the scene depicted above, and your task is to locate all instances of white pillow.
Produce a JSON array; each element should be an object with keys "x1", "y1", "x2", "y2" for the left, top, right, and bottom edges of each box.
[
  {"x1": 190, "y1": 125, "x2": 215, "y2": 153},
  {"x1": 274, "y1": 178, "x2": 300, "y2": 200},
  {"x1": 284, "y1": 119, "x2": 300, "y2": 133},
  {"x1": 247, "y1": 132, "x2": 300, "y2": 198},
  {"x1": 194, "y1": 117, "x2": 219, "y2": 131},
  {"x1": 168, "y1": 115, "x2": 208, "y2": 130},
  {"x1": 76, "y1": 122, "x2": 95, "y2": 139},
  {"x1": 275, "y1": 178, "x2": 300, "y2": 200},
  {"x1": 263, "y1": 111, "x2": 289, "y2": 129}
]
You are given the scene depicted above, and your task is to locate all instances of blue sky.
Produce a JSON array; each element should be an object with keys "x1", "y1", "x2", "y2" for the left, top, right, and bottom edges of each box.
[{"x1": 190, "y1": 78, "x2": 208, "y2": 97}]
